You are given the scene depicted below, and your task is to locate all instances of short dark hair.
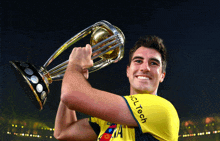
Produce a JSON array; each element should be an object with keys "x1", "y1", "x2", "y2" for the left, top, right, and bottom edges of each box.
[{"x1": 128, "y1": 35, "x2": 167, "y2": 73}]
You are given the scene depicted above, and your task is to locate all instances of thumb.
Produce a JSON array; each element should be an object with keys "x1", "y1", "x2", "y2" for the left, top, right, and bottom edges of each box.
[
  {"x1": 82, "y1": 68, "x2": 89, "y2": 79},
  {"x1": 86, "y1": 44, "x2": 92, "y2": 56}
]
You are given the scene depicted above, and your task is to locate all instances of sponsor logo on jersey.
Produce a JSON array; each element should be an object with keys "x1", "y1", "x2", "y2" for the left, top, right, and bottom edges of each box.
[{"x1": 129, "y1": 95, "x2": 147, "y2": 123}]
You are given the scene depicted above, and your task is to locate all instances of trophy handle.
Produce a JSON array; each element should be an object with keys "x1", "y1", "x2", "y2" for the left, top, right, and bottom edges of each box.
[
  {"x1": 43, "y1": 20, "x2": 125, "y2": 81},
  {"x1": 48, "y1": 35, "x2": 124, "y2": 81},
  {"x1": 43, "y1": 25, "x2": 93, "y2": 68},
  {"x1": 43, "y1": 20, "x2": 124, "y2": 68}
]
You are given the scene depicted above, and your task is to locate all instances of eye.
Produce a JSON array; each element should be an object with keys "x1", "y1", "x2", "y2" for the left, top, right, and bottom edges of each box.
[
  {"x1": 134, "y1": 60, "x2": 142, "y2": 63},
  {"x1": 151, "y1": 61, "x2": 159, "y2": 66}
]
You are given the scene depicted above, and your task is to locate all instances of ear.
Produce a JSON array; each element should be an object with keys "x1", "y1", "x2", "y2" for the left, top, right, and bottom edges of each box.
[
  {"x1": 159, "y1": 72, "x2": 166, "y2": 83},
  {"x1": 126, "y1": 66, "x2": 130, "y2": 78}
]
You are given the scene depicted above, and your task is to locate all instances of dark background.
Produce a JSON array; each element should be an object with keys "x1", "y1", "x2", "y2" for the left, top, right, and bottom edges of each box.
[{"x1": 1, "y1": 0, "x2": 220, "y2": 127}]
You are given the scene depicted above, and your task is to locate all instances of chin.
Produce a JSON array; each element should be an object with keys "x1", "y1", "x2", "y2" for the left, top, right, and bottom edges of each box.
[{"x1": 134, "y1": 87, "x2": 153, "y2": 94}]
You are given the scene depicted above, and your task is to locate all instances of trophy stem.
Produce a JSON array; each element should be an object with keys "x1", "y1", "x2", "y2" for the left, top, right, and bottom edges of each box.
[
  {"x1": 51, "y1": 74, "x2": 64, "y2": 81},
  {"x1": 48, "y1": 60, "x2": 68, "y2": 75},
  {"x1": 39, "y1": 67, "x2": 53, "y2": 84},
  {"x1": 49, "y1": 64, "x2": 67, "y2": 77}
]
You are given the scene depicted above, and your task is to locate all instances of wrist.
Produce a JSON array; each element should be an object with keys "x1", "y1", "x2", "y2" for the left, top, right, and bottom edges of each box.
[
  {"x1": 66, "y1": 61, "x2": 89, "y2": 79},
  {"x1": 67, "y1": 62, "x2": 83, "y2": 73}
]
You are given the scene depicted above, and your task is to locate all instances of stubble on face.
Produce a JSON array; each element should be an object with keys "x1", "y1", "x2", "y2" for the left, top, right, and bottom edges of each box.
[{"x1": 127, "y1": 47, "x2": 165, "y2": 95}]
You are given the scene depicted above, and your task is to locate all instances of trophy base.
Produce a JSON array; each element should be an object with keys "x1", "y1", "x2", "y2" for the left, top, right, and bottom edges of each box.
[{"x1": 9, "y1": 61, "x2": 49, "y2": 110}]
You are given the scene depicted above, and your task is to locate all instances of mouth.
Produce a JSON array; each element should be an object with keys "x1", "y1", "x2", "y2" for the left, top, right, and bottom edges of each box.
[{"x1": 136, "y1": 75, "x2": 150, "y2": 80}]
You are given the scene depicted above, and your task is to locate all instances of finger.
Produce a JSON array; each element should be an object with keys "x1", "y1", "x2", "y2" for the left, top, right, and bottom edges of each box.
[
  {"x1": 72, "y1": 47, "x2": 80, "y2": 52},
  {"x1": 86, "y1": 44, "x2": 92, "y2": 56},
  {"x1": 82, "y1": 68, "x2": 89, "y2": 79},
  {"x1": 85, "y1": 44, "x2": 93, "y2": 66},
  {"x1": 70, "y1": 47, "x2": 76, "y2": 57},
  {"x1": 69, "y1": 47, "x2": 81, "y2": 62},
  {"x1": 72, "y1": 47, "x2": 76, "y2": 53}
]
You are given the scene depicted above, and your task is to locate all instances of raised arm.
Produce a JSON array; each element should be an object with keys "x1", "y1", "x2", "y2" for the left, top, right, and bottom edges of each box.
[
  {"x1": 54, "y1": 101, "x2": 97, "y2": 140},
  {"x1": 54, "y1": 101, "x2": 77, "y2": 138},
  {"x1": 54, "y1": 51, "x2": 98, "y2": 140},
  {"x1": 60, "y1": 44, "x2": 138, "y2": 126}
]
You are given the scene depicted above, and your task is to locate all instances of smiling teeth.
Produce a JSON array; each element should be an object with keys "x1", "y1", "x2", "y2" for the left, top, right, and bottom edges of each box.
[{"x1": 137, "y1": 76, "x2": 149, "y2": 80}]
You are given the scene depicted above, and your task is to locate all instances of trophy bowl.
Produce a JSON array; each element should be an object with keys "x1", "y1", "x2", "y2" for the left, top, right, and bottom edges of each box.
[{"x1": 10, "y1": 20, "x2": 125, "y2": 110}]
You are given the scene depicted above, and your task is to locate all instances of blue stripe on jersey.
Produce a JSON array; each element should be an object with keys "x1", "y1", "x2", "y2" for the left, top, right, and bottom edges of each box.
[{"x1": 121, "y1": 96, "x2": 143, "y2": 132}]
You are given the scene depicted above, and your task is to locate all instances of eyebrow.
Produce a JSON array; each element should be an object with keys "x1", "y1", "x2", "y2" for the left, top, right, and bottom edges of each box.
[
  {"x1": 132, "y1": 56, "x2": 144, "y2": 60},
  {"x1": 132, "y1": 56, "x2": 161, "y2": 64},
  {"x1": 150, "y1": 58, "x2": 161, "y2": 64}
]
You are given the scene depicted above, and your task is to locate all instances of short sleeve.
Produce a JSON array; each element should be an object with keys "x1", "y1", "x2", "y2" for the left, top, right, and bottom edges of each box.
[{"x1": 122, "y1": 94, "x2": 180, "y2": 141}]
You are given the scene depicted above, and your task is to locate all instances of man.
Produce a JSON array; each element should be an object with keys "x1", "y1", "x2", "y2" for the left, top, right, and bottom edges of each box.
[{"x1": 54, "y1": 35, "x2": 180, "y2": 141}]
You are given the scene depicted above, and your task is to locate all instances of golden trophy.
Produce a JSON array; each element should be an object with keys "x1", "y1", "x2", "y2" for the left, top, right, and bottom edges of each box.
[{"x1": 10, "y1": 20, "x2": 125, "y2": 110}]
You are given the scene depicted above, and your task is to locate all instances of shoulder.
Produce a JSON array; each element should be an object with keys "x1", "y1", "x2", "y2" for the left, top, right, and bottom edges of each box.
[
  {"x1": 123, "y1": 94, "x2": 177, "y2": 112},
  {"x1": 122, "y1": 94, "x2": 179, "y2": 123},
  {"x1": 122, "y1": 94, "x2": 180, "y2": 140}
]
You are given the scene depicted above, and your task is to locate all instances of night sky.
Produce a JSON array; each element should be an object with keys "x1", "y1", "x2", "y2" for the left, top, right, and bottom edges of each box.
[{"x1": 1, "y1": 0, "x2": 220, "y2": 126}]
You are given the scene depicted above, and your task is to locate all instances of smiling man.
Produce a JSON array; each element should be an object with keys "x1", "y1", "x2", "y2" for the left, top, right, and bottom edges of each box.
[
  {"x1": 127, "y1": 46, "x2": 165, "y2": 95},
  {"x1": 54, "y1": 35, "x2": 179, "y2": 141}
]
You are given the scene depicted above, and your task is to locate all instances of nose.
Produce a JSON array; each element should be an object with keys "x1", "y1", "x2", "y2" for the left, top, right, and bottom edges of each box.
[{"x1": 140, "y1": 62, "x2": 150, "y2": 72}]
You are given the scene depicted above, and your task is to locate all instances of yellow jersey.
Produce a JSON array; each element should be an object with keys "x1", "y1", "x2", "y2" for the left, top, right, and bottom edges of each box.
[{"x1": 89, "y1": 94, "x2": 179, "y2": 141}]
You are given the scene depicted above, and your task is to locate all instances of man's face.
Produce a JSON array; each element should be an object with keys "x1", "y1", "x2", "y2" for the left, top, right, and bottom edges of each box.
[{"x1": 127, "y1": 47, "x2": 165, "y2": 95}]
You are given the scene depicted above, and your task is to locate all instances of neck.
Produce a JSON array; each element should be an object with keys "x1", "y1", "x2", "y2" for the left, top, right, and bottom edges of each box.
[{"x1": 130, "y1": 87, "x2": 158, "y2": 95}]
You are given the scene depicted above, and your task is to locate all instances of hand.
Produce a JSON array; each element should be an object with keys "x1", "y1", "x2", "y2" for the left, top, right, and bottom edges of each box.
[{"x1": 69, "y1": 44, "x2": 93, "y2": 78}]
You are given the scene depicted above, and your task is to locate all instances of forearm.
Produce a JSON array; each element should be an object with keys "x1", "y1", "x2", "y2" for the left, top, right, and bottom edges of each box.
[
  {"x1": 61, "y1": 63, "x2": 92, "y2": 109},
  {"x1": 54, "y1": 101, "x2": 77, "y2": 138}
]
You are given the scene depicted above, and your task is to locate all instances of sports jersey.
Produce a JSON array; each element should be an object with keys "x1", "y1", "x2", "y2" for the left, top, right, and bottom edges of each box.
[{"x1": 89, "y1": 94, "x2": 179, "y2": 141}]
